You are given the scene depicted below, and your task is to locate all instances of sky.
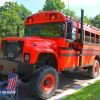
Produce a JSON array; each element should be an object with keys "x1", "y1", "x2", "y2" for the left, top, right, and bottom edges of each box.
[{"x1": 1, "y1": 0, "x2": 100, "y2": 18}]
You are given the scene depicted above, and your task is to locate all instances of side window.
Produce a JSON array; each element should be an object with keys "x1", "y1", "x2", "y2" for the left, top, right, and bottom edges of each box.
[
  {"x1": 78, "y1": 28, "x2": 84, "y2": 40},
  {"x1": 78, "y1": 33, "x2": 80, "y2": 39},
  {"x1": 60, "y1": 23, "x2": 65, "y2": 37},
  {"x1": 96, "y1": 34, "x2": 99, "y2": 44},
  {"x1": 72, "y1": 27, "x2": 76, "y2": 40},
  {"x1": 91, "y1": 33, "x2": 95, "y2": 43},
  {"x1": 85, "y1": 32, "x2": 90, "y2": 43},
  {"x1": 78, "y1": 28, "x2": 81, "y2": 39}
]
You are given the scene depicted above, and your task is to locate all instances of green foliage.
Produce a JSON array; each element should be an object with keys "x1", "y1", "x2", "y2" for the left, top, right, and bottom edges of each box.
[
  {"x1": 63, "y1": 9, "x2": 78, "y2": 19},
  {"x1": 78, "y1": 16, "x2": 93, "y2": 25},
  {"x1": 90, "y1": 14, "x2": 100, "y2": 28},
  {"x1": 0, "y1": 1, "x2": 32, "y2": 20},
  {"x1": 64, "y1": 9, "x2": 75, "y2": 17},
  {"x1": 0, "y1": 1, "x2": 32, "y2": 40},
  {"x1": 38, "y1": 10, "x2": 43, "y2": 12},
  {"x1": 43, "y1": 0, "x2": 65, "y2": 12}
]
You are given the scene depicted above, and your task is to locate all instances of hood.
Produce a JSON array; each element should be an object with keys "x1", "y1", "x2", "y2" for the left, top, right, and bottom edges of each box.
[{"x1": 1, "y1": 36, "x2": 57, "y2": 50}]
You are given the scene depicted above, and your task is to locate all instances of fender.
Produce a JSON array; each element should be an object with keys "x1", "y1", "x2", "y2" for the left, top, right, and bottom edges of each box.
[
  {"x1": 23, "y1": 37, "x2": 58, "y2": 64},
  {"x1": 31, "y1": 47, "x2": 58, "y2": 65}
]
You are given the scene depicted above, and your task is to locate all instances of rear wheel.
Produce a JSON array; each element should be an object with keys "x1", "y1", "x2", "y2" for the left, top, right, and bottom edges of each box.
[
  {"x1": 88, "y1": 60, "x2": 99, "y2": 78},
  {"x1": 30, "y1": 65, "x2": 58, "y2": 100}
]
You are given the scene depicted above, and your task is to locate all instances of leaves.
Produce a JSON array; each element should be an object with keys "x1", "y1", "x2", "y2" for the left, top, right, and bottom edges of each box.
[
  {"x1": 90, "y1": 14, "x2": 100, "y2": 28},
  {"x1": 43, "y1": 0, "x2": 65, "y2": 12},
  {"x1": 63, "y1": 9, "x2": 77, "y2": 19},
  {"x1": 0, "y1": 1, "x2": 32, "y2": 20},
  {"x1": 0, "y1": 1, "x2": 31, "y2": 39}
]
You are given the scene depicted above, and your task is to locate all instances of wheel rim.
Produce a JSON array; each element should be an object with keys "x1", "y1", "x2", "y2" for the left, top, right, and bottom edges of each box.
[
  {"x1": 42, "y1": 74, "x2": 54, "y2": 92},
  {"x1": 94, "y1": 64, "x2": 98, "y2": 75}
]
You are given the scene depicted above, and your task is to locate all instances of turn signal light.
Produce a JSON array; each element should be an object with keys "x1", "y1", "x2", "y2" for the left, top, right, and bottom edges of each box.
[
  {"x1": 27, "y1": 17, "x2": 33, "y2": 23},
  {"x1": 29, "y1": 18, "x2": 33, "y2": 23},
  {"x1": 51, "y1": 15, "x2": 56, "y2": 20},
  {"x1": 50, "y1": 14, "x2": 56, "y2": 20}
]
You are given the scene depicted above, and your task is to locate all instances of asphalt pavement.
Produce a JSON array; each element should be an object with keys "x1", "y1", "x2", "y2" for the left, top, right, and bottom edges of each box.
[
  {"x1": 0, "y1": 69, "x2": 100, "y2": 100},
  {"x1": 18, "y1": 69, "x2": 95, "y2": 100}
]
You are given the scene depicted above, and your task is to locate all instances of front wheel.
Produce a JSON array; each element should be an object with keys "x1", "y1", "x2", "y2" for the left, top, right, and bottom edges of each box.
[
  {"x1": 88, "y1": 60, "x2": 99, "y2": 78},
  {"x1": 30, "y1": 65, "x2": 59, "y2": 100}
]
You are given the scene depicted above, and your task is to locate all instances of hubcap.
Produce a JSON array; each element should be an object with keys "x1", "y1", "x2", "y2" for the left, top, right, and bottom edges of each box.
[
  {"x1": 42, "y1": 74, "x2": 54, "y2": 92},
  {"x1": 94, "y1": 65, "x2": 98, "y2": 75},
  {"x1": 44, "y1": 79, "x2": 50, "y2": 86}
]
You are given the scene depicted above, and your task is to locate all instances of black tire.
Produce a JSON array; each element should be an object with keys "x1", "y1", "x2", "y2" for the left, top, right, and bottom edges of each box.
[
  {"x1": 30, "y1": 65, "x2": 59, "y2": 100},
  {"x1": 88, "y1": 60, "x2": 99, "y2": 78},
  {"x1": 20, "y1": 76, "x2": 31, "y2": 83}
]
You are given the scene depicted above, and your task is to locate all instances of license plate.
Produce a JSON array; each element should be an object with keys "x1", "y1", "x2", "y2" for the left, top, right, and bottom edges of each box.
[{"x1": 8, "y1": 52, "x2": 14, "y2": 58}]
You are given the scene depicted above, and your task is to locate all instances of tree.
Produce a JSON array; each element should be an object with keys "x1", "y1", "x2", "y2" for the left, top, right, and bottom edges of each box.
[
  {"x1": 38, "y1": 10, "x2": 43, "y2": 12},
  {"x1": 90, "y1": 14, "x2": 100, "y2": 28},
  {"x1": 0, "y1": 9, "x2": 22, "y2": 38},
  {"x1": 43, "y1": 0, "x2": 65, "y2": 12},
  {"x1": 63, "y1": 9, "x2": 78, "y2": 19},
  {"x1": 0, "y1": 1, "x2": 32, "y2": 40},
  {"x1": 75, "y1": 15, "x2": 92, "y2": 25},
  {"x1": 0, "y1": 1, "x2": 32, "y2": 20}
]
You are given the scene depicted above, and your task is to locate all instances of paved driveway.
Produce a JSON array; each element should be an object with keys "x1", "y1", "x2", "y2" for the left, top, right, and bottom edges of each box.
[
  {"x1": 0, "y1": 69, "x2": 100, "y2": 100},
  {"x1": 18, "y1": 69, "x2": 97, "y2": 100}
]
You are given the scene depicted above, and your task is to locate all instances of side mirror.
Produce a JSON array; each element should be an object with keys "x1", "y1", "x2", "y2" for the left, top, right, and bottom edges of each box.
[
  {"x1": 67, "y1": 21, "x2": 73, "y2": 32},
  {"x1": 67, "y1": 32, "x2": 72, "y2": 39},
  {"x1": 66, "y1": 21, "x2": 73, "y2": 39}
]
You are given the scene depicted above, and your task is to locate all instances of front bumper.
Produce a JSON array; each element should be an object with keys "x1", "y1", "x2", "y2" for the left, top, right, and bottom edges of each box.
[{"x1": 0, "y1": 58, "x2": 36, "y2": 78}]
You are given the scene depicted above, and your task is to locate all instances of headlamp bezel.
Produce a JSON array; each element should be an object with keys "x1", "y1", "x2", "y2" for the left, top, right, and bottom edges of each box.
[{"x1": 24, "y1": 53, "x2": 30, "y2": 62}]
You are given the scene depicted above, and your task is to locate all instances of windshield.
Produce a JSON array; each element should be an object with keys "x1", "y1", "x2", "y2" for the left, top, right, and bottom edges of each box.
[{"x1": 24, "y1": 22, "x2": 65, "y2": 37}]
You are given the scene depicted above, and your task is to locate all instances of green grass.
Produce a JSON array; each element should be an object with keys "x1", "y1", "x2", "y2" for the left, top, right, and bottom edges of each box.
[{"x1": 62, "y1": 80, "x2": 100, "y2": 100}]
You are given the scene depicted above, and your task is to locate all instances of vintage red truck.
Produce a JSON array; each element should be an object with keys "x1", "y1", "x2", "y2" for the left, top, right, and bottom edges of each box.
[{"x1": 0, "y1": 11, "x2": 100, "y2": 99}]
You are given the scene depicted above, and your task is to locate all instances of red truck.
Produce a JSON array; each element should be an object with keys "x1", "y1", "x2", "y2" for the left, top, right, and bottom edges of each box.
[{"x1": 0, "y1": 11, "x2": 100, "y2": 99}]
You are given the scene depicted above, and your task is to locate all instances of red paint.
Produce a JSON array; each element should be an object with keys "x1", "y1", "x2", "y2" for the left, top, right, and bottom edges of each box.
[
  {"x1": 94, "y1": 65, "x2": 98, "y2": 75},
  {"x1": 42, "y1": 74, "x2": 54, "y2": 92}
]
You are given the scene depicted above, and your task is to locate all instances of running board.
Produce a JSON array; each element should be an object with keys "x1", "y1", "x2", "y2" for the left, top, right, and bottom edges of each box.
[{"x1": 64, "y1": 64, "x2": 92, "y2": 71}]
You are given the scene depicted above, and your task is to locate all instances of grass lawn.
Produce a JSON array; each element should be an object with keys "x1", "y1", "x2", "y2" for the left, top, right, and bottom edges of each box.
[{"x1": 62, "y1": 80, "x2": 100, "y2": 100}]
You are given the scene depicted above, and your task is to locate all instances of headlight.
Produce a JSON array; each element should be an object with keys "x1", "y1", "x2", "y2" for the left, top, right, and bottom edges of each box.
[{"x1": 24, "y1": 53, "x2": 30, "y2": 62}]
